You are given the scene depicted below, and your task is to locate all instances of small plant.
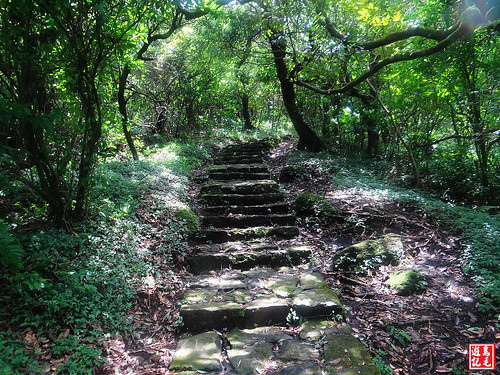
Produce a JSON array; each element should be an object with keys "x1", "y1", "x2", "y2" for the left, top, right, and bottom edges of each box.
[
  {"x1": 286, "y1": 308, "x2": 302, "y2": 326},
  {"x1": 387, "y1": 325, "x2": 411, "y2": 347},
  {"x1": 373, "y1": 349, "x2": 393, "y2": 374}
]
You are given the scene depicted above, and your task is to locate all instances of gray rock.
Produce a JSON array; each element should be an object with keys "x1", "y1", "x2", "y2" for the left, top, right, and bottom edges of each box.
[{"x1": 169, "y1": 332, "x2": 222, "y2": 372}]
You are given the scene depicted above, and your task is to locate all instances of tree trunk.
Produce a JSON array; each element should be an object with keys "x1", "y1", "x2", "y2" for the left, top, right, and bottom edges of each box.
[
  {"x1": 268, "y1": 33, "x2": 323, "y2": 152},
  {"x1": 241, "y1": 92, "x2": 253, "y2": 130},
  {"x1": 118, "y1": 64, "x2": 139, "y2": 161},
  {"x1": 73, "y1": 75, "x2": 102, "y2": 219}
]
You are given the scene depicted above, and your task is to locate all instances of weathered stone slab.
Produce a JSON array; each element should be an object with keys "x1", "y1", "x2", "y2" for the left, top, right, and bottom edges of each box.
[
  {"x1": 292, "y1": 288, "x2": 342, "y2": 318},
  {"x1": 180, "y1": 301, "x2": 245, "y2": 331},
  {"x1": 204, "y1": 202, "x2": 290, "y2": 215},
  {"x1": 169, "y1": 332, "x2": 222, "y2": 372},
  {"x1": 300, "y1": 319, "x2": 353, "y2": 340},
  {"x1": 203, "y1": 214, "x2": 296, "y2": 229},
  {"x1": 277, "y1": 340, "x2": 318, "y2": 361},
  {"x1": 198, "y1": 226, "x2": 299, "y2": 243},
  {"x1": 324, "y1": 334, "x2": 379, "y2": 369},
  {"x1": 245, "y1": 296, "x2": 290, "y2": 327},
  {"x1": 266, "y1": 274, "x2": 300, "y2": 298},
  {"x1": 189, "y1": 253, "x2": 231, "y2": 274},
  {"x1": 200, "y1": 180, "x2": 280, "y2": 195},
  {"x1": 209, "y1": 163, "x2": 268, "y2": 173},
  {"x1": 227, "y1": 340, "x2": 275, "y2": 375},
  {"x1": 277, "y1": 363, "x2": 324, "y2": 375},
  {"x1": 200, "y1": 192, "x2": 285, "y2": 206},
  {"x1": 299, "y1": 272, "x2": 326, "y2": 290}
]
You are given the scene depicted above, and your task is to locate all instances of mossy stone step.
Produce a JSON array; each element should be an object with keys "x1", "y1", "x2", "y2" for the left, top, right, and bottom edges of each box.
[
  {"x1": 170, "y1": 322, "x2": 381, "y2": 374},
  {"x1": 204, "y1": 202, "x2": 290, "y2": 215},
  {"x1": 200, "y1": 180, "x2": 280, "y2": 195},
  {"x1": 210, "y1": 163, "x2": 268, "y2": 173},
  {"x1": 215, "y1": 158, "x2": 264, "y2": 166},
  {"x1": 209, "y1": 171, "x2": 271, "y2": 180},
  {"x1": 202, "y1": 214, "x2": 296, "y2": 228},
  {"x1": 189, "y1": 244, "x2": 312, "y2": 273},
  {"x1": 197, "y1": 226, "x2": 299, "y2": 243},
  {"x1": 179, "y1": 268, "x2": 342, "y2": 332},
  {"x1": 201, "y1": 192, "x2": 286, "y2": 206}
]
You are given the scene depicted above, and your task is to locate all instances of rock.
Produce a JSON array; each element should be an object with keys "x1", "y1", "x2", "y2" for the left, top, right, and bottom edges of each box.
[
  {"x1": 292, "y1": 192, "x2": 337, "y2": 221},
  {"x1": 180, "y1": 301, "x2": 245, "y2": 331},
  {"x1": 277, "y1": 340, "x2": 318, "y2": 361},
  {"x1": 323, "y1": 334, "x2": 379, "y2": 372},
  {"x1": 332, "y1": 233, "x2": 404, "y2": 272},
  {"x1": 292, "y1": 288, "x2": 342, "y2": 318},
  {"x1": 174, "y1": 207, "x2": 199, "y2": 234},
  {"x1": 300, "y1": 319, "x2": 352, "y2": 340},
  {"x1": 245, "y1": 296, "x2": 290, "y2": 327},
  {"x1": 169, "y1": 332, "x2": 222, "y2": 372},
  {"x1": 386, "y1": 269, "x2": 426, "y2": 295},
  {"x1": 227, "y1": 328, "x2": 285, "y2": 375}
]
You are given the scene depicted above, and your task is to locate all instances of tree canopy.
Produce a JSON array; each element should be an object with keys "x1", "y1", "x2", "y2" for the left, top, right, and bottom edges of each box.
[{"x1": 1, "y1": 0, "x2": 499, "y2": 222}]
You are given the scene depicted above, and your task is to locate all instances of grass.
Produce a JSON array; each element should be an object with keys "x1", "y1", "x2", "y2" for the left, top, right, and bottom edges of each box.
[
  {"x1": 288, "y1": 151, "x2": 500, "y2": 314},
  {"x1": 0, "y1": 140, "x2": 212, "y2": 374}
]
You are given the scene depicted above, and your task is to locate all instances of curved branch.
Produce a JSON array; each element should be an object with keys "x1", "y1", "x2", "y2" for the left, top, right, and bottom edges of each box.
[
  {"x1": 359, "y1": 24, "x2": 459, "y2": 50},
  {"x1": 295, "y1": 23, "x2": 468, "y2": 95}
]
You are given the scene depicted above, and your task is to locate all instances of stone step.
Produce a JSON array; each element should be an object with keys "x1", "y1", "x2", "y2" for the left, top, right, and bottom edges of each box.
[
  {"x1": 200, "y1": 180, "x2": 280, "y2": 195},
  {"x1": 201, "y1": 192, "x2": 286, "y2": 206},
  {"x1": 170, "y1": 322, "x2": 381, "y2": 374},
  {"x1": 189, "y1": 244, "x2": 312, "y2": 273},
  {"x1": 214, "y1": 156, "x2": 264, "y2": 165},
  {"x1": 179, "y1": 268, "x2": 343, "y2": 332},
  {"x1": 210, "y1": 163, "x2": 269, "y2": 173},
  {"x1": 218, "y1": 150, "x2": 266, "y2": 157},
  {"x1": 204, "y1": 202, "x2": 290, "y2": 215},
  {"x1": 224, "y1": 141, "x2": 272, "y2": 152},
  {"x1": 209, "y1": 171, "x2": 271, "y2": 181},
  {"x1": 196, "y1": 226, "x2": 299, "y2": 243},
  {"x1": 202, "y1": 214, "x2": 296, "y2": 229}
]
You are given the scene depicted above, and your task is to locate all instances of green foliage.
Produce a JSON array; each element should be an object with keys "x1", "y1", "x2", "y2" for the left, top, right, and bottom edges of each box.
[
  {"x1": 373, "y1": 349, "x2": 393, "y2": 375},
  {"x1": 387, "y1": 325, "x2": 411, "y2": 347},
  {"x1": 0, "y1": 221, "x2": 24, "y2": 270},
  {"x1": 0, "y1": 140, "x2": 210, "y2": 373}
]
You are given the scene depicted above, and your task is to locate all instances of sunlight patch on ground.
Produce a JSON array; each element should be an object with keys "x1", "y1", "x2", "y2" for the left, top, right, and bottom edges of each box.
[{"x1": 326, "y1": 187, "x2": 392, "y2": 202}]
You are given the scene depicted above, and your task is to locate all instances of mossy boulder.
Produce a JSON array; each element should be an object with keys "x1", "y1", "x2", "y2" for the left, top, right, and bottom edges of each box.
[
  {"x1": 175, "y1": 207, "x2": 200, "y2": 234},
  {"x1": 292, "y1": 192, "x2": 337, "y2": 220},
  {"x1": 386, "y1": 269, "x2": 426, "y2": 295},
  {"x1": 332, "y1": 234, "x2": 404, "y2": 272}
]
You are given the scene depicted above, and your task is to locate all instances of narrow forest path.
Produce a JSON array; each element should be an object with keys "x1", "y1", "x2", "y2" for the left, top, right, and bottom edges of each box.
[{"x1": 168, "y1": 140, "x2": 381, "y2": 374}]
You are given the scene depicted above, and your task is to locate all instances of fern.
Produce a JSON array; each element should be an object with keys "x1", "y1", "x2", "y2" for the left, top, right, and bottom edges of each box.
[{"x1": 0, "y1": 221, "x2": 24, "y2": 270}]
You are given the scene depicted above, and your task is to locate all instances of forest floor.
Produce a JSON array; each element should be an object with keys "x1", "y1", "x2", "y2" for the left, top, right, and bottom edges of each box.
[{"x1": 99, "y1": 138, "x2": 499, "y2": 375}]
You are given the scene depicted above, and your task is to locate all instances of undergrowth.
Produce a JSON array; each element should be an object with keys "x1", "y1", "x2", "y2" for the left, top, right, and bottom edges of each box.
[
  {"x1": 289, "y1": 151, "x2": 500, "y2": 314},
  {"x1": 0, "y1": 141, "x2": 212, "y2": 374}
]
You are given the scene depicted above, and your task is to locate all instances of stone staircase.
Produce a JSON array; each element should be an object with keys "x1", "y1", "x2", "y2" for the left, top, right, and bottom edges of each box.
[{"x1": 169, "y1": 140, "x2": 381, "y2": 375}]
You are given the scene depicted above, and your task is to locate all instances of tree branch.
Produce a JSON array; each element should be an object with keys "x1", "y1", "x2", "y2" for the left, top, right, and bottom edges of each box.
[{"x1": 295, "y1": 23, "x2": 468, "y2": 95}]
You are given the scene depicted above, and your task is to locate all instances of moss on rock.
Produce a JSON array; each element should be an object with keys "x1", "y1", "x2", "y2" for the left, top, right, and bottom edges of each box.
[
  {"x1": 175, "y1": 207, "x2": 200, "y2": 234},
  {"x1": 332, "y1": 234, "x2": 404, "y2": 272},
  {"x1": 387, "y1": 269, "x2": 426, "y2": 295},
  {"x1": 292, "y1": 192, "x2": 336, "y2": 220}
]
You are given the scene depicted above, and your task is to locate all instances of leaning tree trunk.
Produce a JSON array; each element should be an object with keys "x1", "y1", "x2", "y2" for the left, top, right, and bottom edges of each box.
[
  {"x1": 268, "y1": 33, "x2": 323, "y2": 152},
  {"x1": 118, "y1": 64, "x2": 139, "y2": 161}
]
